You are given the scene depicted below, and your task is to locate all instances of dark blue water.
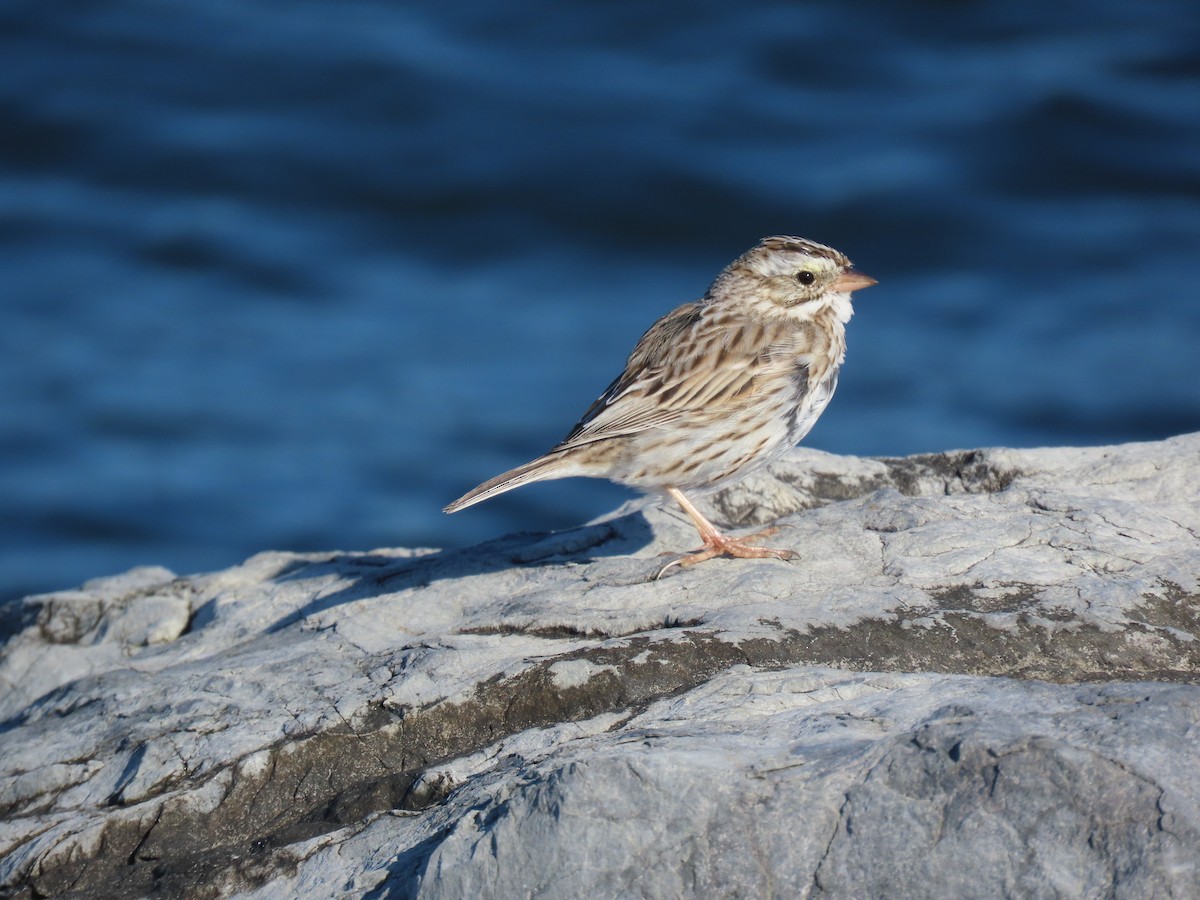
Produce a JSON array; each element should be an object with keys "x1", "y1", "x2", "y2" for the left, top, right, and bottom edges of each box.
[{"x1": 3, "y1": 0, "x2": 1199, "y2": 602}]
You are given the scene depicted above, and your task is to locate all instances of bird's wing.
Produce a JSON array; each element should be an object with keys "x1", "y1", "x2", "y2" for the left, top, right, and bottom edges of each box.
[{"x1": 554, "y1": 302, "x2": 786, "y2": 451}]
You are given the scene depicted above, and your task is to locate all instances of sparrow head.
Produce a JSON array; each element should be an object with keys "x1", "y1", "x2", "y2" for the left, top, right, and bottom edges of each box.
[{"x1": 708, "y1": 235, "x2": 876, "y2": 319}]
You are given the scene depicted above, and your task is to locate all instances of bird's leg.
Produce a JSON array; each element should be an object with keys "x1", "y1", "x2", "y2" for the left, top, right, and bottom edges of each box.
[{"x1": 655, "y1": 487, "x2": 796, "y2": 579}]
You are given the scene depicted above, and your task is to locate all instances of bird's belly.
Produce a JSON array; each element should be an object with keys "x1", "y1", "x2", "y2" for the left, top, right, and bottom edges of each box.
[
  {"x1": 608, "y1": 369, "x2": 840, "y2": 493},
  {"x1": 784, "y1": 369, "x2": 838, "y2": 447}
]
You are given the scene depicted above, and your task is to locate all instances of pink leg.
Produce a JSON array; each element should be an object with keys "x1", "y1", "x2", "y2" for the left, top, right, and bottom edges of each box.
[{"x1": 656, "y1": 487, "x2": 795, "y2": 579}]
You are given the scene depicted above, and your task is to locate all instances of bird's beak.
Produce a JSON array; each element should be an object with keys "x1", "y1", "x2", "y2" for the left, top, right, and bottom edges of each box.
[{"x1": 833, "y1": 269, "x2": 878, "y2": 293}]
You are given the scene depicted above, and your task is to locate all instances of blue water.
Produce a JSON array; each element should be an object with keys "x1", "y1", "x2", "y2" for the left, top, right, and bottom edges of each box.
[{"x1": 2, "y1": 0, "x2": 1199, "y2": 602}]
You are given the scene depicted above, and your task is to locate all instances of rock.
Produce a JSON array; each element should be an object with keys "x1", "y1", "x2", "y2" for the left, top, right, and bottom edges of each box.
[{"x1": 1, "y1": 435, "x2": 1199, "y2": 898}]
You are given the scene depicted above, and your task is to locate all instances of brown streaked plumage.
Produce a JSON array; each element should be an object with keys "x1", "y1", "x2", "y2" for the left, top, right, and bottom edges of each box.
[{"x1": 445, "y1": 236, "x2": 877, "y2": 576}]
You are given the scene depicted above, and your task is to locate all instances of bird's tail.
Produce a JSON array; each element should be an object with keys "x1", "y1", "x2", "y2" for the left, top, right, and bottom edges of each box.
[{"x1": 443, "y1": 452, "x2": 581, "y2": 513}]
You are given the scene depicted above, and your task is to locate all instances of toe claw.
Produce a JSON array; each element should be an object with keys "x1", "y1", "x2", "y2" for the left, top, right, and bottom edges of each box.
[
  {"x1": 654, "y1": 557, "x2": 682, "y2": 580},
  {"x1": 651, "y1": 530, "x2": 795, "y2": 579}
]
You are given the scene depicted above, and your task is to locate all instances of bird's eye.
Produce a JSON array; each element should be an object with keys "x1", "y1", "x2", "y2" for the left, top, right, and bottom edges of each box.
[{"x1": 796, "y1": 270, "x2": 816, "y2": 286}]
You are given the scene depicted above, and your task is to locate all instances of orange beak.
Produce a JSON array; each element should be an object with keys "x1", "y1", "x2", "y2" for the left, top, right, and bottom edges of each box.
[{"x1": 833, "y1": 269, "x2": 878, "y2": 293}]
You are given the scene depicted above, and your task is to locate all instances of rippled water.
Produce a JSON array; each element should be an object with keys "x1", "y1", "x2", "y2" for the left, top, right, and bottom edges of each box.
[{"x1": 2, "y1": 0, "x2": 1199, "y2": 601}]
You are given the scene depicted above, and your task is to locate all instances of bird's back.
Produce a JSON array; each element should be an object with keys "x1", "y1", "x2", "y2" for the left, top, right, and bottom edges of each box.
[{"x1": 551, "y1": 302, "x2": 845, "y2": 492}]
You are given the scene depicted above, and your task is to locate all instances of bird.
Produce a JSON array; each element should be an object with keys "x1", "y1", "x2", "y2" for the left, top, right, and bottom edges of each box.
[{"x1": 445, "y1": 236, "x2": 876, "y2": 576}]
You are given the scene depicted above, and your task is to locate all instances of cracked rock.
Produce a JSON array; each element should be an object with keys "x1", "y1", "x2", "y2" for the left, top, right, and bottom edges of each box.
[{"x1": 2, "y1": 435, "x2": 1200, "y2": 897}]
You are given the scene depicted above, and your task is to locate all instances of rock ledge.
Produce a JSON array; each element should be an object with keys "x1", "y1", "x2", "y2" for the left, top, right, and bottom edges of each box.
[{"x1": 2, "y1": 434, "x2": 1199, "y2": 897}]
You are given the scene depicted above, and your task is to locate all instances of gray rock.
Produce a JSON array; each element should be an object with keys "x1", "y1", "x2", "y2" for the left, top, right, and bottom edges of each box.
[{"x1": 1, "y1": 434, "x2": 1199, "y2": 898}]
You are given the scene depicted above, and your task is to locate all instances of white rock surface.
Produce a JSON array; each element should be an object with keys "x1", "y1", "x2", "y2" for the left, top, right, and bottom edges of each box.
[{"x1": 1, "y1": 435, "x2": 1199, "y2": 897}]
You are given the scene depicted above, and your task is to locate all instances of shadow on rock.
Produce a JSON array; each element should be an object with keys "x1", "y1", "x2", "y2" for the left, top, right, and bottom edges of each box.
[{"x1": 263, "y1": 512, "x2": 656, "y2": 634}]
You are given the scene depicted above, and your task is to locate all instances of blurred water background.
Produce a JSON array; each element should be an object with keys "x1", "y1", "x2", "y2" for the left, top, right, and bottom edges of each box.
[{"x1": 2, "y1": 0, "x2": 1199, "y2": 602}]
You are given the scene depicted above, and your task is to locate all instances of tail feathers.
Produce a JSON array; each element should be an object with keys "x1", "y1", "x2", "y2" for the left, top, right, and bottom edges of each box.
[{"x1": 444, "y1": 452, "x2": 579, "y2": 513}]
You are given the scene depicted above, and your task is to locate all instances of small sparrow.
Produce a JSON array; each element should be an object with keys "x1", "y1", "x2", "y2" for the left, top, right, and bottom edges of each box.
[{"x1": 446, "y1": 236, "x2": 876, "y2": 576}]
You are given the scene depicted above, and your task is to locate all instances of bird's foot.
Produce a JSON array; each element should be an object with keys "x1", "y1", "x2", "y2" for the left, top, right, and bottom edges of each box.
[{"x1": 655, "y1": 528, "x2": 796, "y2": 580}]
